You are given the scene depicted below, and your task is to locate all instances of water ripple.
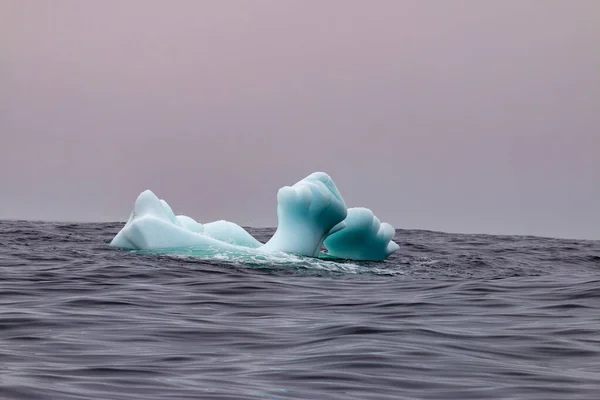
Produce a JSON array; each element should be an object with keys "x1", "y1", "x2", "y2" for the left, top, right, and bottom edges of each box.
[{"x1": 1, "y1": 221, "x2": 599, "y2": 399}]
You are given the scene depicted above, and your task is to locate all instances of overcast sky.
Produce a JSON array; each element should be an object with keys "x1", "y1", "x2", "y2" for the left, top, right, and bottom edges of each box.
[{"x1": 1, "y1": 1, "x2": 599, "y2": 239}]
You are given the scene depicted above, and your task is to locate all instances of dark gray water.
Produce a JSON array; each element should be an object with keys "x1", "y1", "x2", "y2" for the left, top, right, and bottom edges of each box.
[{"x1": 1, "y1": 220, "x2": 599, "y2": 399}]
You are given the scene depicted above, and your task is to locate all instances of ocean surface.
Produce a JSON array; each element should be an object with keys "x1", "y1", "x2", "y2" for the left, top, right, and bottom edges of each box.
[{"x1": 1, "y1": 220, "x2": 599, "y2": 400}]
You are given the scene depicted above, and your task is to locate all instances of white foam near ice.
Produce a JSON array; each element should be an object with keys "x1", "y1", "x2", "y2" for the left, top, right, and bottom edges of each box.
[{"x1": 110, "y1": 172, "x2": 399, "y2": 261}]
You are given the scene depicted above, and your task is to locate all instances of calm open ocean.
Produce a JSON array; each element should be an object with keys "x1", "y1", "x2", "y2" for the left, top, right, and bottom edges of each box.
[{"x1": 1, "y1": 220, "x2": 599, "y2": 399}]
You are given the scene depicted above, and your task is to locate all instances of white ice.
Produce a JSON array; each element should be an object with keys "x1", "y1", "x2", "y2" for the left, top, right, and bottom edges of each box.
[
  {"x1": 110, "y1": 172, "x2": 399, "y2": 261},
  {"x1": 109, "y1": 190, "x2": 240, "y2": 252}
]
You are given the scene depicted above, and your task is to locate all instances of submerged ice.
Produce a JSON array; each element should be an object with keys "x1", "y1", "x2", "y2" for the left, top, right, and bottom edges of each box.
[{"x1": 110, "y1": 172, "x2": 399, "y2": 261}]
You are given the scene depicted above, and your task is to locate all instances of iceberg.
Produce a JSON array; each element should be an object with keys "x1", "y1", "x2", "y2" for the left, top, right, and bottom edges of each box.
[
  {"x1": 261, "y1": 172, "x2": 347, "y2": 257},
  {"x1": 109, "y1": 190, "x2": 240, "y2": 251},
  {"x1": 323, "y1": 207, "x2": 400, "y2": 261},
  {"x1": 110, "y1": 172, "x2": 399, "y2": 261}
]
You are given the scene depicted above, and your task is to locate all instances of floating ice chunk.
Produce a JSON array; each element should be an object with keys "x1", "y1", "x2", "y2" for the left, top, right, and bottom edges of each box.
[
  {"x1": 110, "y1": 190, "x2": 169, "y2": 249},
  {"x1": 203, "y1": 220, "x2": 261, "y2": 248},
  {"x1": 323, "y1": 207, "x2": 400, "y2": 261},
  {"x1": 109, "y1": 190, "x2": 237, "y2": 251},
  {"x1": 261, "y1": 172, "x2": 347, "y2": 257},
  {"x1": 110, "y1": 172, "x2": 399, "y2": 262}
]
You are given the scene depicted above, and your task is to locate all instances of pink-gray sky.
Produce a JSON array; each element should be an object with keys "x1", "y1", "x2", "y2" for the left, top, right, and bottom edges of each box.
[{"x1": 1, "y1": 1, "x2": 599, "y2": 239}]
